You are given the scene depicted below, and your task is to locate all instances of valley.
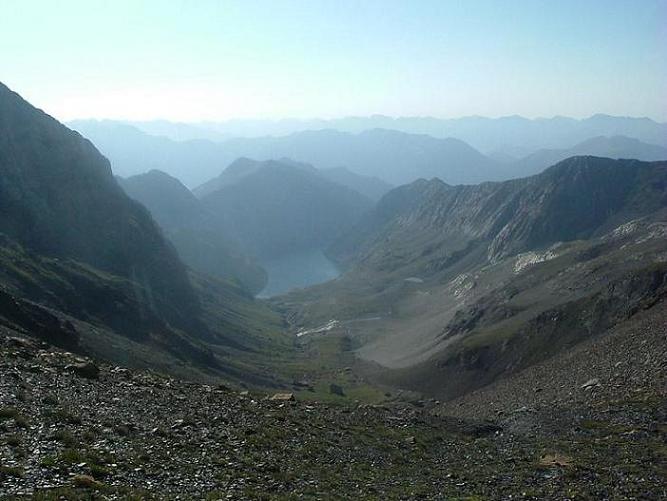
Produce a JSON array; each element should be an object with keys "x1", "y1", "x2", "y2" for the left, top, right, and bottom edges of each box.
[{"x1": 1, "y1": 78, "x2": 666, "y2": 498}]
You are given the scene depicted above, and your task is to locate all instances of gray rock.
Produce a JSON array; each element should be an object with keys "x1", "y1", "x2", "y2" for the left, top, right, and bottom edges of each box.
[
  {"x1": 329, "y1": 384, "x2": 345, "y2": 396},
  {"x1": 66, "y1": 361, "x2": 100, "y2": 379},
  {"x1": 580, "y1": 378, "x2": 600, "y2": 389}
]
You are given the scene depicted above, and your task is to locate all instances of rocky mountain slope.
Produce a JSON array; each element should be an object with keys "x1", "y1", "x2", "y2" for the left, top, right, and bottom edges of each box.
[
  {"x1": 331, "y1": 156, "x2": 667, "y2": 270},
  {"x1": 0, "y1": 322, "x2": 664, "y2": 499},
  {"x1": 0, "y1": 82, "x2": 295, "y2": 385},
  {"x1": 280, "y1": 157, "x2": 667, "y2": 399},
  {"x1": 0, "y1": 82, "x2": 199, "y2": 334},
  {"x1": 118, "y1": 170, "x2": 267, "y2": 294},
  {"x1": 198, "y1": 158, "x2": 373, "y2": 260}
]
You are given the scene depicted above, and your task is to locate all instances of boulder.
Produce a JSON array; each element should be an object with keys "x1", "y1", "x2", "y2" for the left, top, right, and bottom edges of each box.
[
  {"x1": 329, "y1": 384, "x2": 345, "y2": 396},
  {"x1": 580, "y1": 378, "x2": 600, "y2": 389},
  {"x1": 270, "y1": 393, "x2": 295, "y2": 401},
  {"x1": 66, "y1": 361, "x2": 100, "y2": 380}
]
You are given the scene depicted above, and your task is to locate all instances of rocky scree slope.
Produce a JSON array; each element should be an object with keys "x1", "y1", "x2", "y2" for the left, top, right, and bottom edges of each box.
[{"x1": 0, "y1": 330, "x2": 664, "y2": 499}]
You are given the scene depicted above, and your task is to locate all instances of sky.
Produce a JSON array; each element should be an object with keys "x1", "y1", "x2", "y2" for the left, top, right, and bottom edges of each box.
[{"x1": 1, "y1": 0, "x2": 666, "y2": 122}]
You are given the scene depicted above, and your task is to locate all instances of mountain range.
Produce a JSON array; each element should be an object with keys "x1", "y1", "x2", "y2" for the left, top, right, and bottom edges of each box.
[
  {"x1": 68, "y1": 121, "x2": 505, "y2": 187},
  {"x1": 117, "y1": 114, "x2": 667, "y2": 152},
  {"x1": 197, "y1": 158, "x2": 373, "y2": 260},
  {"x1": 70, "y1": 119, "x2": 666, "y2": 189},
  {"x1": 2, "y1": 79, "x2": 666, "y2": 423},
  {"x1": 282, "y1": 156, "x2": 667, "y2": 398}
]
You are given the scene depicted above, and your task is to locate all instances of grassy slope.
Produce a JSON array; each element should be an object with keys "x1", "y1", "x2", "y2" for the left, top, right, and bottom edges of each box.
[
  {"x1": 0, "y1": 234, "x2": 299, "y2": 387},
  {"x1": 0, "y1": 235, "x2": 388, "y2": 398}
]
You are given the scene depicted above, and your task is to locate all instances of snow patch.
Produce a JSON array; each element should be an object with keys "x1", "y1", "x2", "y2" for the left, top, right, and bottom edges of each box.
[
  {"x1": 296, "y1": 320, "x2": 340, "y2": 338},
  {"x1": 404, "y1": 277, "x2": 424, "y2": 283}
]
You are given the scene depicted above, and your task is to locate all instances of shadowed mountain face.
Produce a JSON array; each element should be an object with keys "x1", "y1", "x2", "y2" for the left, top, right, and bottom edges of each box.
[
  {"x1": 118, "y1": 170, "x2": 267, "y2": 294},
  {"x1": 0, "y1": 83, "x2": 297, "y2": 385},
  {"x1": 199, "y1": 158, "x2": 373, "y2": 261},
  {"x1": 283, "y1": 156, "x2": 667, "y2": 399},
  {"x1": 0, "y1": 82, "x2": 199, "y2": 332}
]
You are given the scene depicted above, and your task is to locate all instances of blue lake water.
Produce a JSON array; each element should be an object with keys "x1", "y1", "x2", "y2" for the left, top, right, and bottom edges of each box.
[{"x1": 258, "y1": 249, "x2": 340, "y2": 298}]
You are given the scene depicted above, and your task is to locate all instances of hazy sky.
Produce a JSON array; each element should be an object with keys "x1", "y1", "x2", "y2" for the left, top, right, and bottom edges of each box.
[{"x1": 2, "y1": 0, "x2": 666, "y2": 121}]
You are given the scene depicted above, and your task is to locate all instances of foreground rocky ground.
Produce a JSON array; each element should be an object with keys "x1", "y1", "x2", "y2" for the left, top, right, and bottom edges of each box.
[{"x1": 1, "y1": 308, "x2": 665, "y2": 500}]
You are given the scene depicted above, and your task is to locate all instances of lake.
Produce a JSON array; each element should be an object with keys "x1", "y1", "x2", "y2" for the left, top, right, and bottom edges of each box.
[{"x1": 258, "y1": 249, "x2": 340, "y2": 297}]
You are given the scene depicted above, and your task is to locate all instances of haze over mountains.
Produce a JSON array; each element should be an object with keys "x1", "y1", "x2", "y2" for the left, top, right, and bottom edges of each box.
[
  {"x1": 4, "y1": 80, "x2": 666, "y2": 382},
  {"x1": 108, "y1": 114, "x2": 667, "y2": 151},
  {"x1": 508, "y1": 135, "x2": 667, "y2": 177},
  {"x1": 117, "y1": 170, "x2": 268, "y2": 294},
  {"x1": 70, "y1": 118, "x2": 667, "y2": 189}
]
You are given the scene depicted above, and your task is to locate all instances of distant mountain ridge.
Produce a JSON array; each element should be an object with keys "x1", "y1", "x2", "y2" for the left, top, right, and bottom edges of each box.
[
  {"x1": 219, "y1": 129, "x2": 504, "y2": 186},
  {"x1": 318, "y1": 166, "x2": 393, "y2": 201},
  {"x1": 72, "y1": 121, "x2": 503, "y2": 187},
  {"x1": 199, "y1": 158, "x2": 373, "y2": 260},
  {"x1": 194, "y1": 156, "x2": 392, "y2": 201},
  {"x1": 67, "y1": 119, "x2": 229, "y2": 186},
  {"x1": 69, "y1": 121, "x2": 505, "y2": 187},
  {"x1": 510, "y1": 135, "x2": 667, "y2": 177},
  {"x1": 87, "y1": 113, "x2": 667, "y2": 152},
  {"x1": 69, "y1": 118, "x2": 667, "y2": 189},
  {"x1": 333, "y1": 156, "x2": 667, "y2": 272}
]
